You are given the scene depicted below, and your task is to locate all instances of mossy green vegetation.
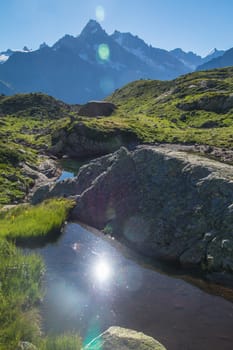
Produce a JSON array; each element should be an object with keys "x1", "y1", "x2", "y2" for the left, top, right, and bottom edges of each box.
[
  {"x1": 79, "y1": 67, "x2": 233, "y2": 149},
  {"x1": 0, "y1": 198, "x2": 81, "y2": 349},
  {"x1": 0, "y1": 94, "x2": 83, "y2": 348},
  {"x1": 0, "y1": 239, "x2": 82, "y2": 350},
  {"x1": 0, "y1": 198, "x2": 75, "y2": 243},
  {"x1": 39, "y1": 333, "x2": 82, "y2": 350},
  {"x1": 2, "y1": 68, "x2": 233, "y2": 203},
  {"x1": 0, "y1": 93, "x2": 71, "y2": 204},
  {"x1": 0, "y1": 239, "x2": 44, "y2": 349}
]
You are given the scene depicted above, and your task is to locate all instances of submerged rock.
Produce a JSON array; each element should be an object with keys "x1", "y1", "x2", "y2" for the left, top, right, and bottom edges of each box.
[{"x1": 84, "y1": 326, "x2": 166, "y2": 350}]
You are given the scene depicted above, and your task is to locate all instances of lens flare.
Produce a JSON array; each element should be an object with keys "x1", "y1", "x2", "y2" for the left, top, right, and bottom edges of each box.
[
  {"x1": 94, "y1": 259, "x2": 111, "y2": 282},
  {"x1": 98, "y1": 43, "x2": 110, "y2": 61},
  {"x1": 95, "y1": 5, "x2": 105, "y2": 22}
]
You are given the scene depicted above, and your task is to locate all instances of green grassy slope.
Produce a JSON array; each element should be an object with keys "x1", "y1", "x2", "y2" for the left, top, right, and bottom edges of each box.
[
  {"x1": 81, "y1": 67, "x2": 233, "y2": 147},
  {"x1": 0, "y1": 93, "x2": 71, "y2": 204},
  {"x1": 0, "y1": 198, "x2": 74, "y2": 243},
  {"x1": 2, "y1": 68, "x2": 233, "y2": 203}
]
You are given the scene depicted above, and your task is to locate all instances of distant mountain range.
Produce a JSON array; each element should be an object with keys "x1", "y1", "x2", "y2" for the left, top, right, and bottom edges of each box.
[
  {"x1": 170, "y1": 48, "x2": 224, "y2": 71},
  {"x1": 0, "y1": 20, "x2": 229, "y2": 103},
  {"x1": 196, "y1": 47, "x2": 233, "y2": 71},
  {"x1": 0, "y1": 47, "x2": 31, "y2": 63}
]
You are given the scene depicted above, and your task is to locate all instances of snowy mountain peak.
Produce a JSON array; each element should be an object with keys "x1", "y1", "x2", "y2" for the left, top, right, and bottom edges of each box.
[{"x1": 206, "y1": 48, "x2": 218, "y2": 56}]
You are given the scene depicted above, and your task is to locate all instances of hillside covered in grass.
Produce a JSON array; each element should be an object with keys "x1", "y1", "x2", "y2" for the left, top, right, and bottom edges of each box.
[
  {"x1": 51, "y1": 67, "x2": 233, "y2": 162},
  {"x1": 103, "y1": 67, "x2": 233, "y2": 147},
  {"x1": 2, "y1": 67, "x2": 233, "y2": 204},
  {"x1": 0, "y1": 93, "x2": 72, "y2": 204}
]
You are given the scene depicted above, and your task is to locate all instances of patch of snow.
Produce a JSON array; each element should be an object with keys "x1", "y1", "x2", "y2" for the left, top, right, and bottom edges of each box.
[
  {"x1": 206, "y1": 48, "x2": 217, "y2": 56},
  {"x1": 0, "y1": 54, "x2": 9, "y2": 63}
]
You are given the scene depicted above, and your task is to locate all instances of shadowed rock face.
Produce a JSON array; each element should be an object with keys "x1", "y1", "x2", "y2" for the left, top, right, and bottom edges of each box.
[
  {"x1": 84, "y1": 326, "x2": 167, "y2": 350},
  {"x1": 78, "y1": 101, "x2": 116, "y2": 117},
  {"x1": 50, "y1": 122, "x2": 138, "y2": 158},
  {"x1": 32, "y1": 146, "x2": 233, "y2": 283}
]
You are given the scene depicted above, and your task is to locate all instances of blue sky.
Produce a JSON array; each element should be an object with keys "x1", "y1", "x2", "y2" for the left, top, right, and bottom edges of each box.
[{"x1": 1, "y1": 0, "x2": 233, "y2": 56}]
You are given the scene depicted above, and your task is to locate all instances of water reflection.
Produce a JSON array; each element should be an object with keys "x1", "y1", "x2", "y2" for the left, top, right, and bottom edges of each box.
[
  {"x1": 57, "y1": 170, "x2": 74, "y2": 182},
  {"x1": 93, "y1": 259, "x2": 112, "y2": 283},
  {"x1": 35, "y1": 223, "x2": 233, "y2": 350}
]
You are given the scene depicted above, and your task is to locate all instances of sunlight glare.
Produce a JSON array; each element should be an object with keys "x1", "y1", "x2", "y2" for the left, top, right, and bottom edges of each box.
[
  {"x1": 94, "y1": 259, "x2": 111, "y2": 282},
  {"x1": 95, "y1": 5, "x2": 105, "y2": 22}
]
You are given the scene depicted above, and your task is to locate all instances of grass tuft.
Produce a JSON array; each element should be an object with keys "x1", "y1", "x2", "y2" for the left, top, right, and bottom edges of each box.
[
  {"x1": 0, "y1": 239, "x2": 44, "y2": 350},
  {"x1": 39, "y1": 333, "x2": 82, "y2": 350},
  {"x1": 0, "y1": 198, "x2": 75, "y2": 244}
]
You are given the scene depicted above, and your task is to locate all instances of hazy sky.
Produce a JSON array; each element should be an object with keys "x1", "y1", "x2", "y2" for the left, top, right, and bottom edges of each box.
[{"x1": 1, "y1": 0, "x2": 233, "y2": 56}]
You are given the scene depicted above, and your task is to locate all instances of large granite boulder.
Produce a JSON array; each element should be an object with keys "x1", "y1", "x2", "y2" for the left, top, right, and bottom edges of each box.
[
  {"x1": 32, "y1": 145, "x2": 233, "y2": 283},
  {"x1": 71, "y1": 146, "x2": 233, "y2": 281},
  {"x1": 84, "y1": 326, "x2": 166, "y2": 350}
]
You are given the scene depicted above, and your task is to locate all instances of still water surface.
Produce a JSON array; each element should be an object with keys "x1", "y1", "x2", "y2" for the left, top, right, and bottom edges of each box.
[{"x1": 36, "y1": 223, "x2": 233, "y2": 350}]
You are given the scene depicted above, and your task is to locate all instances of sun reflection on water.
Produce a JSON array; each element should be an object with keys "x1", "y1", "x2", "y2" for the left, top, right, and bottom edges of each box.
[{"x1": 93, "y1": 259, "x2": 112, "y2": 283}]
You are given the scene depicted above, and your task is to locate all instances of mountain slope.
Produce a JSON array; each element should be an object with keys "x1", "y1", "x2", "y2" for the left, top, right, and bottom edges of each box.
[
  {"x1": 0, "y1": 20, "x2": 188, "y2": 103},
  {"x1": 0, "y1": 20, "x2": 228, "y2": 103},
  {"x1": 170, "y1": 48, "x2": 225, "y2": 70},
  {"x1": 0, "y1": 80, "x2": 14, "y2": 95},
  {"x1": 169, "y1": 48, "x2": 203, "y2": 70},
  {"x1": 197, "y1": 47, "x2": 233, "y2": 71},
  {"x1": 201, "y1": 48, "x2": 225, "y2": 63},
  {"x1": 0, "y1": 93, "x2": 71, "y2": 203},
  {"x1": 111, "y1": 31, "x2": 189, "y2": 78}
]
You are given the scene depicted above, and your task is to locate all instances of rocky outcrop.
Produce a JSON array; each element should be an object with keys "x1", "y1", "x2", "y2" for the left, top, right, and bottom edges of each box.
[
  {"x1": 78, "y1": 101, "x2": 116, "y2": 117},
  {"x1": 177, "y1": 93, "x2": 233, "y2": 114},
  {"x1": 71, "y1": 146, "x2": 233, "y2": 280},
  {"x1": 24, "y1": 157, "x2": 61, "y2": 202},
  {"x1": 84, "y1": 326, "x2": 166, "y2": 350},
  {"x1": 32, "y1": 146, "x2": 233, "y2": 282},
  {"x1": 50, "y1": 122, "x2": 138, "y2": 158}
]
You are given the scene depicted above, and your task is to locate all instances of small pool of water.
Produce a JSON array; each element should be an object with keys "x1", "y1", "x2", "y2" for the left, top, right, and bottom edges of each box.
[
  {"x1": 57, "y1": 158, "x2": 95, "y2": 182},
  {"x1": 34, "y1": 223, "x2": 233, "y2": 350},
  {"x1": 57, "y1": 170, "x2": 75, "y2": 182}
]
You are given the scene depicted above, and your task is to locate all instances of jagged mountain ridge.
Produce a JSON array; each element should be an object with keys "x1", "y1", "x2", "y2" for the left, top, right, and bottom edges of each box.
[
  {"x1": 0, "y1": 20, "x2": 227, "y2": 103},
  {"x1": 111, "y1": 30, "x2": 188, "y2": 76},
  {"x1": 196, "y1": 47, "x2": 233, "y2": 71},
  {"x1": 170, "y1": 48, "x2": 224, "y2": 71},
  {"x1": 0, "y1": 47, "x2": 31, "y2": 64}
]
